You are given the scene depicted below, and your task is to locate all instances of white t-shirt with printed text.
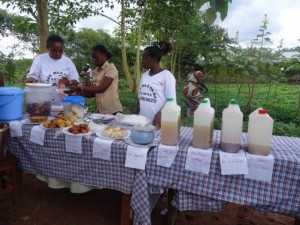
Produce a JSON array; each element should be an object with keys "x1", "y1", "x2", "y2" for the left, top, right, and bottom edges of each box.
[
  {"x1": 27, "y1": 53, "x2": 79, "y2": 85},
  {"x1": 138, "y1": 70, "x2": 176, "y2": 122}
]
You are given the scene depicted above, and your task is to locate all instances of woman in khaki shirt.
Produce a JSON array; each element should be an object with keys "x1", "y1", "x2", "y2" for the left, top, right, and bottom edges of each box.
[{"x1": 67, "y1": 45, "x2": 123, "y2": 115}]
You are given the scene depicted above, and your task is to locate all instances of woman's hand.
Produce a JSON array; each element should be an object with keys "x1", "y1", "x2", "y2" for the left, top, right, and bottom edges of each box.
[
  {"x1": 24, "y1": 77, "x2": 37, "y2": 84},
  {"x1": 64, "y1": 85, "x2": 80, "y2": 95},
  {"x1": 153, "y1": 111, "x2": 161, "y2": 129}
]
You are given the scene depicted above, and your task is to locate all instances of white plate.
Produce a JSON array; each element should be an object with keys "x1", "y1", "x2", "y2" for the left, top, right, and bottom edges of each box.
[
  {"x1": 124, "y1": 136, "x2": 161, "y2": 147},
  {"x1": 89, "y1": 113, "x2": 115, "y2": 121},
  {"x1": 62, "y1": 127, "x2": 93, "y2": 136},
  {"x1": 96, "y1": 129, "x2": 131, "y2": 140},
  {"x1": 21, "y1": 117, "x2": 54, "y2": 125}
]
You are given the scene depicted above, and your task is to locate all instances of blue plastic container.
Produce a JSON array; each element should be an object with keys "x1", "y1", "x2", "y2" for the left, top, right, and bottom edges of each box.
[{"x1": 0, "y1": 87, "x2": 24, "y2": 121}]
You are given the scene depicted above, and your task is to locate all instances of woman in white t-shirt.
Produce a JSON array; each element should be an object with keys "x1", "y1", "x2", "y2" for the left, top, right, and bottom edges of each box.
[
  {"x1": 134, "y1": 40, "x2": 176, "y2": 127},
  {"x1": 25, "y1": 35, "x2": 79, "y2": 91}
]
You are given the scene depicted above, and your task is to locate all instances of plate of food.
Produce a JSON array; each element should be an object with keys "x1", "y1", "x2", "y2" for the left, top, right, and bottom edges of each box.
[
  {"x1": 40, "y1": 116, "x2": 73, "y2": 129},
  {"x1": 21, "y1": 116, "x2": 54, "y2": 125},
  {"x1": 62, "y1": 124, "x2": 93, "y2": 136},
  {"x1": 96, "y1": 126, "x2": 130, "y2": 140},
  {"x1": 88, "y1": 113, "x2": 115, "y2": 124},
  {"x1": 124, "y1": 136, "x2": 161, "y2": 148}
]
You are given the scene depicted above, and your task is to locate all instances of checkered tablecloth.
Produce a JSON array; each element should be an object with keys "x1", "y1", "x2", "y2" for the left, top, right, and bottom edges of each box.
[
  {"x1": 144, "y1": 128, "x2": 300, "y2": 218},
  {"x1": 7, "y1": 124, "x2": 136, "y2": 193}
]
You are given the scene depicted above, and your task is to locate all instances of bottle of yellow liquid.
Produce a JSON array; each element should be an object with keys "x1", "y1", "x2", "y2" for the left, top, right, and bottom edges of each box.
[
  {"x1": 193, "y1": 98, "x2": 215, "y2": 149},
  {"x1": 220, "y1": 99, "x2": 243, "y2": 153},
  {"x1": 248, "y1": 109, "x2": 273, "y2": 156},
  {"x1": 161, "y1": 98, "x2": 181, "y2": 146}
]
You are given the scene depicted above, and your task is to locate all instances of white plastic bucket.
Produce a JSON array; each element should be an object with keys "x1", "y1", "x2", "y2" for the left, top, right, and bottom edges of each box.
[{"x1": 0, "y1": 87, "x2": 24, "y2": 121}]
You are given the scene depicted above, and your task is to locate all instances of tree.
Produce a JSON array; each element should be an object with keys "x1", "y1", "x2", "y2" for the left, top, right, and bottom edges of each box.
[{"x1": 1, "y1": 0, "x2": 115, "y2": 53}]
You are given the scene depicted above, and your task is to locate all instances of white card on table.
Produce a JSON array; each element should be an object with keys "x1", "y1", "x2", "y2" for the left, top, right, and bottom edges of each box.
[
  {"x1": 9, "y1": 121, "x2": 23, "y2": 137},
  {"x1": 244, "y1": 152, "x2": 274, "y2": 182},
  {"x1": 125, "y1": 145, "x2": 149, "y2": 170},
  {"x1": 219, "y1": 150, "x2": 248, "y2": 175},
  {"x1": 157, "y1": 144, "x2": 178, "y2": 168},
  {"x1": 65, "y1": 135, "x2": 82, "y2": 154},
  {"x1": 93, "y1": 138, "x2": 113, "y2": 161},
  {"x1": 185, "y1": 146, "x2": 213, "y2": 174},
  {"x1": 30, "y1": 125, "x2": 46, "y2": 145}
]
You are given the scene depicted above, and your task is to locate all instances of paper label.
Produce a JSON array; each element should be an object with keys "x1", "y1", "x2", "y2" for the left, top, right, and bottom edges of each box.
[
  {"x1": 9, "y1": 121, "x2": 23, "y2": 137},
  {"x1": 219, "y1": 150, "x2": 248, "y2": 175},
  {"x1": 125, "y1": 145, "x2": 149, "y2": 170},
  {"x1": 185, "y1": 146, "x2": 213, "y2": 174},
  {"x1": 65, "y1": 135, "x2": 82, "y2": 154},
  {"x1": 157, "y1": 144, "x2": 178, "y2": 168},
  {"x1": 92, "y1": 138, "x2": 113, "y2": 161},
  {"x1": 244, "y1": 152, "x2": 274, "y2": 182},
  {"x1": 30, "y1": 125, "x2": 46, "y2": 145}
]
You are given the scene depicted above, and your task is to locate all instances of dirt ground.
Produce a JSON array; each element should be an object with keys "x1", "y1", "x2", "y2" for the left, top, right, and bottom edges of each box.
[{"x1": 0, "y1": 173, "x2": 296, "y2": 225}]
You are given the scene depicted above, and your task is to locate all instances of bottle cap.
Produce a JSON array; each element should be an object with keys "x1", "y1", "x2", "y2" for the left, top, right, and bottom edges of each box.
[
  {"x1": 167, "y1": 98, "x2": 174, "y2": 102},
  {"x1": 230, "y1": 99, "x2": 238, "y2": 105},
  {"x1": 259, "y1": 109, "x2": 267, "y2": 114},
  {"x1": 201, "y1": 99, "x2": 208, "y2": 103}
]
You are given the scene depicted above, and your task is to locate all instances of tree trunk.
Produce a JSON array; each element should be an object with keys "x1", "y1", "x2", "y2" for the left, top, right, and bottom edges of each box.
[
  {"x1": 177, "y1": 52, "x2": 181, "y2": 83},
  {"x1": 36, "y1": 0, "x2": 49, "y2": 53},
  {"x1": 134, "y1": 4, "x2": 146, "y2": 93},
  {"x1": 298, "y1": 91, "x2": 300, "y2": 116},
  {"x1": 121, "y1": 0, "x2": 134, "y2": 91}
]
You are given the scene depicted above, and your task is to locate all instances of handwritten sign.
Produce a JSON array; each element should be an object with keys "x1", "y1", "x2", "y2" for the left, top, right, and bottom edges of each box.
[
  {"x1": 185, "y1": 146, "x2": 213, "y2": 174},
  {"x1": 93, "y1": 138, "x2": 113, "y2": 161},
  {"x1": 219, "y1": 150, "x2": 248, "y2": 175},
  {"x1": 244, "y1": 152, "x2": 274, "y2": 182},
  {"x1": 125, "y1": 145, "x2": 149, "y2": 170},
  {"x1": 157, "y1": 144, "x2": 178, "y2": 168},
  {"x1": 30, "y1": 125, "x2": 46, "y2": 145},
  {"x1": 9, "y1": 121, "x2": 23, "y2": 137},
  {"x1": 65, "y1": 135, "x2": 82, "y2": 154}
]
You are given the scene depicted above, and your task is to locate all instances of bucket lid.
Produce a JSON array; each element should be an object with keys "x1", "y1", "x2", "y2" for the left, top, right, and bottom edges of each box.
[
  {"x1": 25, "y1": 83, "x2": 51, "y2": 88},
  {"x1": 61, "y1": 96, "x2": 86, "y2": 103},
  {"x1": 0, "y1": 87, "x2": 23, "y2": 95}
]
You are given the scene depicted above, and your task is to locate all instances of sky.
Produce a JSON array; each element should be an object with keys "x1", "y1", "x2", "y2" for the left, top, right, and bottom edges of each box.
[{"x1": 1, "y1": 0, "x2": 300, "y2": 58}]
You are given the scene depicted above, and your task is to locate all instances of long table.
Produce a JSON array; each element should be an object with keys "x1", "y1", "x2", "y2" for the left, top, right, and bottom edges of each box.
[
  {"x1": 6, "y1": 123, "x2": 144, "y2": 225},
  {"x1": 7, "y1": 123, "x2": 300, "y2": 225},
  {"x1": 133, "y1": 128, "x2": 300, "y2": 224}
]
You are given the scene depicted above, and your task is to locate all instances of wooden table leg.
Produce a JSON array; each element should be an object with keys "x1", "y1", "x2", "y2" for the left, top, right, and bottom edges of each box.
[
  {"x1": 167, "y1": 189, "x2": 178, "y2": 225},
  {"x1": 295, "y1": 218, "x2": 300, "y2": 225},
  {"x1": 121, "y1": 193, "x2": 133, "y2": 225}
]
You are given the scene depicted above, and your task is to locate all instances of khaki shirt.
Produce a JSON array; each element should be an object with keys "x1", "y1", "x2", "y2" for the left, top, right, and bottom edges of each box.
[{"x1": 92, "y1": 61, "x2": 123, "y2": 114}]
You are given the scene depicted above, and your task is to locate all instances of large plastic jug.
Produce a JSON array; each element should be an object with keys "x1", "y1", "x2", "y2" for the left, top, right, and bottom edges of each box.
[
  {"x1": 220, "y1": 99, "x2": 243, "y2": 153},
  {"x1": 193, "y1": 99, "x2": 215, "y2": 149},
  {"x1": 25, "y1": 83, "x2": 53, "y2": 117},
  {"x1": 161, "y1": 98, "x2": 181, "y2": 146},
  {"x1": 248, "y1": 109, "x2": 273, "y2": 156}
]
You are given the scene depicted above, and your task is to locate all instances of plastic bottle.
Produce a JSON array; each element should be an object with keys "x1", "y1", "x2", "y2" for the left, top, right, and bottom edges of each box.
[
  {"x1": 193, "y1": 99, "x2": 215, "y2": 149},
  {"x1": 248, "y1": 109, "x2": 273, "y2": 156},
  {"x1": 161, "y1": 98, "x2": 181, "y2": 146},
  {"x1": 220, "y1": 99, "x2": 243, "y2": 153}
]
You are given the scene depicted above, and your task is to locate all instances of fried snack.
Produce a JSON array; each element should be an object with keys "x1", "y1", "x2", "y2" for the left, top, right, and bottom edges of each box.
[
  {"x1": 67, "y1": 123, "x2": 90, "y2": 134},
  {"x1": 42, "y1": 115, "x2": 74, "y2": 128}
]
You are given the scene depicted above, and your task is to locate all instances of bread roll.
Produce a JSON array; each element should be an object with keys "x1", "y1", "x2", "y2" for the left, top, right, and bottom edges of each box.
[
  {"x1": 111, "y1": 129, "x2": 126, "y2": 139},
  {"x1": 102, "y1": 126, "x2": 113, "y2": 137}
]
